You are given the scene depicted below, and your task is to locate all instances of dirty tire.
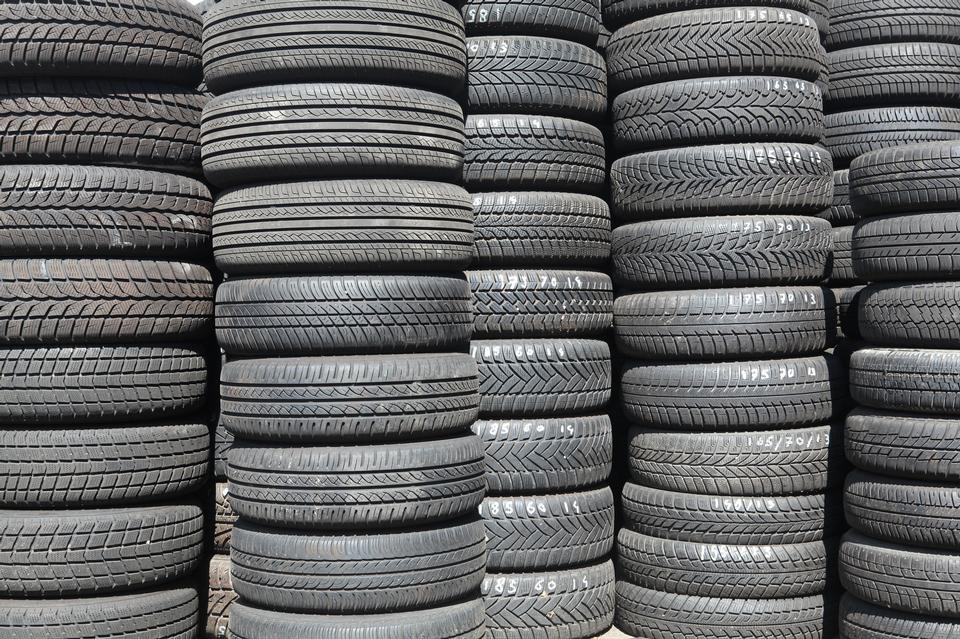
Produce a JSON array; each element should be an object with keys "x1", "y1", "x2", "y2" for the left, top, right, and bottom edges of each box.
[
  {"x1": 825, "y1": 107, "x2": 960, "y2": 168},
  {"x1": 852, "y1": 212, "x2": 960, "y2": 282},
  {"x1": 850, "y1": 141, "x2": 960, "y2": 216},
  {"x1": 858, "y1": 282, "x2": 960, "y2": 348},
  {"x1": 850, "y1": 347, "x2": 960, "y2": 415},
  {"x1": 207, "y1": 556, "x2": 235, "y2": 639}
]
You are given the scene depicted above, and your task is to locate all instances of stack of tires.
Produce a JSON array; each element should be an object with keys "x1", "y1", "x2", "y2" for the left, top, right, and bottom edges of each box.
[
  {"x1": 0, "y1": 1, "x2": 213, "y2": 637},
  {"x1": 842, "y1": 141, "x2": 960, "y2": 638},
  {"x1": 460, "y1": 0, "x2": 617, "y2": 636},
  {"x1": 604, "y1": 2, "x2": 849, "y2": 636},
  {"x1": 206, "y1": 418, "x2": 236, "y2": 638},
  {"x1": 202, "y1": 1, "x2": 490, "y2": 637}
]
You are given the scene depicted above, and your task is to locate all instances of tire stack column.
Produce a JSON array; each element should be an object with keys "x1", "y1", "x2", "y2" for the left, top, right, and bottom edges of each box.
[
  {"x1": 604, "y1": 2, "x2": 849, "y2": 636},
  {"x1": 201, "y1": 2, "x2": 489, "y2": 637},
  {"x1": 840, "y1": 142, "x2": 960, "y2": 638},
  {"x1": 458, "y1": 2, "x2": 618, "y2": 636},
  {"x1": 0, "y1": 1, "x2": 213, "y2": 637}
]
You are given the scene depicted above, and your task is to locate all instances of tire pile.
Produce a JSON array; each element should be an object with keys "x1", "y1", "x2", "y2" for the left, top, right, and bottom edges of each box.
[
  {"x1": 0, "y1": 1, "x2": 213, "y2": 637},
  {"x1": 202, "y1": 1, "x2": 491, "y2": 637},
  {"x1": 604, "y1": 1, "x2": 849, "y2": 636},
  {"x1": 840, "y1": 141, "x2": 960, "y2": 637},
  {"x1": 460, "y1": 0, "x2": 617, "y2": 636}
]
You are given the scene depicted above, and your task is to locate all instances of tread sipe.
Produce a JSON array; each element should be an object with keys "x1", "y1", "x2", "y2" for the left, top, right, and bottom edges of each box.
[
  {"x1": 826, "y1": 107, "x2": 960, "y2": 168},
  {"x1": 851, "y1": 347, "x2": 960, "y2": 415},
  {"x1": 463, "y1": 0, "x2": 601, "y2": 42},
  {"x1": 850, "y1": 141, "x2": 960, "y2": 216},
  {"x1": 602, "y1": 0, "x2": 809, "y2": 30},
  {"x1": 858, "y1": 282, "x2": 960, "y2": 348},
  {"x1": 827, "y1": 0, "x2": 960, "y2": 49},
  {"x1": 853, "y1": 212, "x2": 960, "y2": 282},
  {"x1": 840, "y1": 593, "x2": 960, "y2": 639}
]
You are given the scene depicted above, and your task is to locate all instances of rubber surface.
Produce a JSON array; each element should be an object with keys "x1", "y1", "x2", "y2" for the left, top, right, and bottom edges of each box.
[
  {"x1": 830, "y1": 226, "x2": 857, "y2": 283},
  {"x1": 820, "y1": 169, "x2": 856, "y2": 225},
  {"x1": 825, "y1": 107, "x2": 960, "y2": 168},
  {"x1": 853, "y1": 212, "x2": 960, "y2": 282},
  {"x1": 207, "y1": 555, "x2": 235, "y2": 639},
  {"x1": 602, "y1": 0, "x2": 809, "y2": 30},
  {"x1": 827, "y1": 0, "x2": 960, "y2": 50},
  {"x1": 840, "y1": 593, "x2": 960, "y2": 639},
  {"x1": 214, "y1": 481, "x2": 235, "y2": 553},
  {"x1": 851, "y1": 347, "x2": 960, "y2": 415},
  {"x1": 846, "y1": 407, "x2": 960, "y2": 481},
  {"x1": 462, "y1": 0, "x2": 602, "y2": 43},
  {"x1": 858, "y1": 282, "x2": 960, "y2": 348},
  {"x1": 850, "y1": 141, "x2": 960, "y2": 216},
  {"x1": 835, "y1": 285, "x2": 865, "y2": 341}
]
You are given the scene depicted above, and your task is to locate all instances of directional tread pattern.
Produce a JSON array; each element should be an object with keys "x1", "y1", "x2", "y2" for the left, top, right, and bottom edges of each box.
[
  {"x1": 850, "y1": 141, "x2": 960, "y2": 216},
  {"x1": 851, "y1": 347, "x2": 960, "y2": 415},
  {"x1": 214, "y1": 482, "x2": 236, "y2": 553},
  {"x1": 207, "y1": 556, "x2": 235, "y2": 639},
  {"x1": 858, "y1": 282, "x2": 960, "y2": 348},
  {"x1": 826, "y1": 107, "x2": 960, "y2": 168},
  {"x1": 853, "y1": 212, "x2": 960, "y2": 282}
]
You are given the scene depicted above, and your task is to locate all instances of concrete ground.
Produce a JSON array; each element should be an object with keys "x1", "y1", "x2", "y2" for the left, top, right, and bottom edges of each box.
[{"x1": 596, "y1": 628, "x2": 633, "y2": 639}]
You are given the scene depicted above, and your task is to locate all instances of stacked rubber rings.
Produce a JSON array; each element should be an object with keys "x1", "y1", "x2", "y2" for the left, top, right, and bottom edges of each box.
[
  {"x1": 841, "y1": 142, "x2": 960, "y2": 637},
  {"x1": 460, "y1": 0, "x2": 617, "y2": 636},
  {"x1": 0, "y1": 1, "x2": 213, "y2": 637},
  {"x1": 604, "y1": 1, "x2": 849, "y2": 636}
]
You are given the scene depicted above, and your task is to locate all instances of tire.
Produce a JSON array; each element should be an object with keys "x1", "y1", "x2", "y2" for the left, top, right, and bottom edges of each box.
[
  {"x1": 830, "y1": 226, "x2": 857, "y2": 283},
  {"x1": 472, "y1": 192, "x2": 611, "y2": 267},
  {"x1": 0, "y1": 587, "x2": 199, "y2": 639},
  {"x1": 0, "y1": 421, "x2": 209, "y2": 507},
  {"x1": 466, "y1": 36, "x2": 606, "y2": 119},
  {"x1": 602, "y1": 0, "x2": 809, "y2": 30},
  {"x1": 612, "y1": 216, "x2": 832, "y2": 290},
  {"x1": 201, "y1": 84, "x2": 464, "y2": 188},
  {"x1": 835, "y1": 285, "x2": 865, "y2": 341},
  {"x1": 227, "y1": 435, "x2": 485, "y2": 529},
  {"x1": 471, "y1": 339, "x2": 611, "y2": 417},
  {"x1": 859, "y1": 282, "x2": 960, "y2": 348},
  {"x1": 825, "y1": 107, "x2": 960, "y2": 168},
  {"x1": 621, "y1": 354, "x2": 846, "y2": 430},
  {"x1": 840, "y1": 530, "x2": 960, "y2": 619},
  {"x1": 207, "y1": 556, "x2": 235, "y2": 639},
  {"x1": 214, "y1": 416, "x2": 232, "y2": 478},
  {"x1": 471, "y1": 415, "x2": 612, "y2": 493},
  {"x1": 853, "y1": 212, "x2": 960, "y2": 282},
  {"x1": 850, "y1": 141, "x2": 960, "y2": 216},
  {"x1": 231, "y1": 519, "x2": 486, "y2": 614},
  {"x1": 463, "y1": 114, "x2": 605, "y2": 193},
  {"x1": 0, "y1": 0, "x2": 201, "y2": 83},
  {"x1": 614, "y1": 286, "x2": 832, "y2": 361},
  {"x1": 617, "y1": 529, "x2": 832, "y2": 599},
  {"x1": 621, "y1": 482, "x2": 842, "y2": 545},
  {"x1": 808, "y1": 0, "x2": 828, "y2": 34},
  {"x1": 0, "y1": 505, "x2": 202, "y2": 597},
  {"x1": 216, "y1": 274, "x2": 472, "y2": 356},
  {"x1": 469, "y1": 270, "x2": 613, "y2": 338},
  {"x1": 214, "y1": 481, "x2": 235, "y2": 553},
  {"x1": 0, "y1": 165, "x2": 212, "y2": 259},
  {"x1": 482, "y1": 561, "x2": 615, "y2": 639},
  {"x1": 616, "y1": 582, "x2": 831, "y2": 639},
  {"x1": 840, "y1": 593, "x2": 960, "y2": 639},
  {"x1": 820, "y1": 169, "x2": 858, "y2": 225},
  {"x1": 827, "y1": 0, "x2": 960, "y2": 50},
  {"x1": 220, "y1": 353, "x2": 479, "y2": 443},
  {"x1": 481, "y1": 487, "x2": 615, "y2": 571},
  {"x1": 463, "y1": 0, "x2": 600, "y2": 42},
  {"x1": 606, "y1": 7, "x2": 823, "y2": 93},
  {"x1": 845, "y1": 470, "x2": 960, "y2": 550},
  {"x1": 612, "y1": 77, "x2": 823, "y2": 153},
  {"x1": 846, "y1": 407, "x2": 960, "y2": 481},
  {"x1": 611, "y1": 143, "x2": 833, "y2": 223},
  {"x1": 628, "y1": 423, "x2": 843, "y2": 496},
  {"x1": 0, "y1": 345, "x2": 207, "y2": 424},
  {"x1": 851, "y1": 347, "x2": 960, "y2": 415},
  {"x1": 229, "y1": 600, "x2": 486, "y2": 639},
  {"x1": 202, "y1": 0, "x2": 465, "y2": 95}
]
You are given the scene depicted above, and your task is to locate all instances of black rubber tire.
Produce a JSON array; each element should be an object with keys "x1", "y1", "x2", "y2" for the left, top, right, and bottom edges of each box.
[
  {"x1": 616, "y1": 582, "x2": 831, "y2": 639},
  {"x1": 212, "y1": 180, "x2": 473, "y2": 274},
  {"x1": 0, "y1": 421, "x2": 209, "y2": 507},
  {"x1": 840, "y1": 530, "x2": 960, "y2": 619},
  {"x1": 621, "y1": 482, "x2": 842, "y2": 545},
  {"x1": 216, "y1": 274, "x2": 472, "y2": 357},
  {"x1": 825, "y1": 107, "x2": 960, "y2": 168},
  {"x1": 851, "y1": 347, "x2": 960, "y2": 415},
  {"x1": 858, "y1": 282, "x2": 960, "y2": 348},
  {"x1": 850, "y1": 141, "x2": 960, "y2": 217},
  {"x1": 471, "y1": 339, "x2": 611, "y2": 417},
  {"x1": 214, "y1": 481, "x2": 235, "y2": 553},
  {"x1": 229, "y1": 599, "x2": 486, "y2": 639},
  {"x1": 481, "y1": 487, "x2": 614, "y2": 571},
  {"x1": 214, "y1": 415, "x2": 232, "y2": 478},
  {"x1": 227, "y1": 435, "x2": 485, "y2": 529},
  {"x1": 830, "y1": 226, "x2": 857, "y2": 284},
  {"x1": 827, "y1": 0, "x2": 960, "y2": 50},
  {"x1": 231, "y1": 519, "x2": 486, "y2": 614},
  {"x1": 202, "y1": 0, "x2": 465, "y2": 95},
  {"x1": 615, "y1": 286, "x2": 831, "y2": 361},
  {"x1": 469, "y1": 269, "x2": 612, "y2": 338},
  {"x1": 471, "y1": 415, "x2": 612, "y2": 494},
  {"x1": 220, "y1": 353, "x2": 479, "y2": 443},
  {"x1": 622, "y1": 355, "x2": 846, "y2": 430},
  {"x1": 0, "y1": 345, "x2": 207, "y2": 424},
  {"x1": 611, "y1": 143, "x2": 833, "y2": 223},
  {"x1": 0, "y1": 587, "x2": 200, "y2": 639},
  {"x1": 808, "y1": 0, "x2": 828, "y2": 34},
  {"x1": 612, "y1": 216, "x2": 832, "y2": 290},
  {"x1": 201, "y1": 84, "x2": 464, "y2": 188},
  {"x1": 845, "y1": 470, "x2": 960, "y2": 550},
  {"x1": 0, "y1": 0, "x2": 201, "y2": 83},
  {"x1": 0, "y1": 78, "x2": 203, "y2": 173},
  {"x1": 462, "y1": 0, "x2": 601, "y2": 43},
  {"x1": 207, "y1": 555, "x2": 235, "y2": 639},
  {"x1": 463, "y1": 114, "x2": 605, "y2": 193},
  {"x1": 820, "y1": 169, "x2": 857, "y2": 225},
  {"x1": 466, "y1": 36, "x2": 606, "y2": 119},
  {"x1": 0, "y1": 505, "x2": 202, "y2": 597},
  {"x1": 612, "y1": 77, "x2": 823, "y2": 153},
  {"x1": 606, "y1": 7, "x2": 823, "y2": 93},
  {"x1": 482, "y1": 561, "x2": 615, "y2": 639},
  {"x1": 628, "y1": 423, "x2": 843, "y2": 496},
  {"x1": 602, "y1": 0, "x2": 809, "y2": 30},
  {"x1": 840, "y1": 593, "x2": 960, "y2": 639},
  {"x1": 846, "y1": 407, "x2": 960, "y2": 482},
  {"x1": 835, "y1": 285, "x2": 865, "y2": 341},
  {"x1": 853, "y1": 212, "x2": 960, "y2": 282},
  {"x1": 618, "y1": 529, "x2": 832, "y2": 599},
  {"x1": 472, "y1": 191, "x2": 611, "y2": 267}
]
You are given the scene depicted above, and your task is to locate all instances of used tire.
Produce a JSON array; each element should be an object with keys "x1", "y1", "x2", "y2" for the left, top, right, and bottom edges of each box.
[
  {"x1": 840, "y1": 593, "x2": 960, "y2": 639},
  {"x1": 826, "y1": 107, "x2": 960, "y2": 168},
  {"x1": 846, "y1": 407, "x2": 960, "y2": 481},
  {"x1": 214, "y1": 481, "x2": 235, "y2": 553},
  {"x1": 858, "y1": 282, "x2": 960, "y2": 348},
  {"x1": 207, "y1": 556, "x2": 235, "y2": 639},
  {"x1": 462, "y1": 0, "x2": 601, "y2": 42},
  {"x1": 830, "y1": 226, "x2": 857, "y2": 283},
  {"x1": 827, "y1": 0, "x2": 960, "y2": 50},
  {"x1": 835, "y1": 285, "x2": 865, "y2": 341},
  {"x1": 820, "y1": 169, "x2": 857, "y2": 225},
  {"x1": 602, "y1": 0, "x2": 809, "y2": 30},
  {"x1": 853, "y1": 212, "x2": 960, "y2": 282},
  {"x1": 851, "y1": 347, "x2": 960, "y2": 415},
  {"x1": 850, "y1": 141, "x2": 960, "y2": 216},
  {"x1": 214, "y1": 416, "x2": 232, "y2": 478}
]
